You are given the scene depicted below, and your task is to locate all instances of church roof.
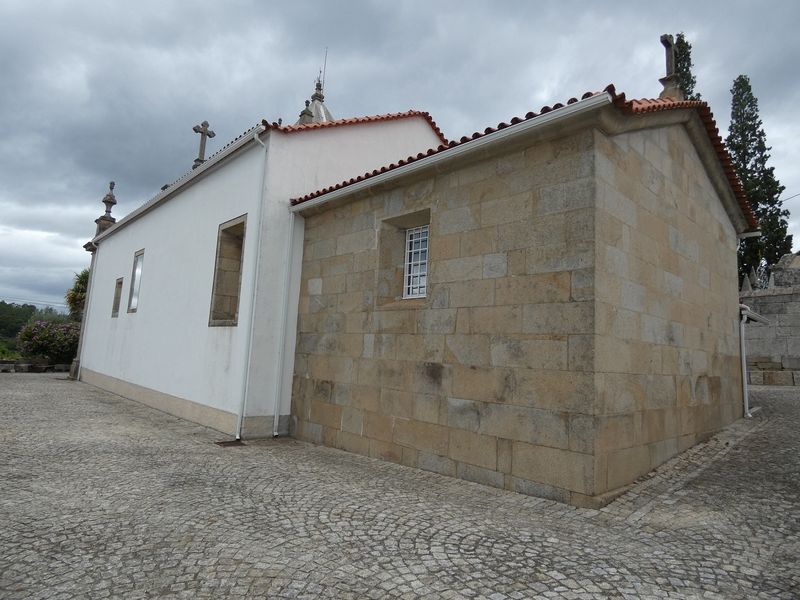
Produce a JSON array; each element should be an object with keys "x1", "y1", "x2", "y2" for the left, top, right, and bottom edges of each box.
[
  {"x1": 92, "y1": 110, "x2": 447, "y2": 243},
  {"x1": 265, "y1": 110, "x2": 448, "y2": 145},
  {"x1": 290, "y1": 84, "x2": 758, "y2": 232}
]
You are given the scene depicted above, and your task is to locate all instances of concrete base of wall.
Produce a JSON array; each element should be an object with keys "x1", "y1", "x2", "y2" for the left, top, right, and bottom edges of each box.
[{"x1": 79, "y1": 368, "x2": 289, "y2": 438}]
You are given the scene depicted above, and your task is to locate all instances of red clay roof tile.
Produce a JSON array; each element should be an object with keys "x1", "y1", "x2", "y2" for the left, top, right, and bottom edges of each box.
[
  {"x1": 262, "y1": 110, "x2": 448, "y2": 146},
  {"x1": 291, "y1": 85, "x2": 757, "y2": 231},
  {"x1": 606, "y1": 84, "x2": 757, "y2": 229}
]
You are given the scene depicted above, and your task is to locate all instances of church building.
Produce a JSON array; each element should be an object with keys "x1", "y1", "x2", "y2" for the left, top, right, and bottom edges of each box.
[
  {"x1": 77, "y1": 81, "x2": 446, "y2": 439},
  {"x1": 78, "y1": 38, "x2": 758, "y2": 506}
]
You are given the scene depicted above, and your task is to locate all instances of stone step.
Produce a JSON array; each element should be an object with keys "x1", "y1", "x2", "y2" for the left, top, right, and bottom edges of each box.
[{"x1": 749, "y1": 370, "x2": 800, "y2": 386}]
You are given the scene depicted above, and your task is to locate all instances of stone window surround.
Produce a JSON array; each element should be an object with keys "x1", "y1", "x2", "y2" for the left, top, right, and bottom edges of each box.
[
  {"x1": 378, "y1": 208, "x2": 431, "y2": 307},
  {"x1": 208, "y1": 214, "x2": 247, "y2": 327},
  {"x1": 111, "y1": 277, "x2": 123, "y2": 318},
  {"x1": 127, "y1": 249, "x2": 145, "y2": 314}
]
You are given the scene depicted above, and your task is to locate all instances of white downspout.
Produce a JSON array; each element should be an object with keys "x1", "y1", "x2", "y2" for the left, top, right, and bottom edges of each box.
[
  {"x1": 235, "y1": 128, "x2": 268, "y2": 440},
  {"x1": 271, "y1": 210, "x2": 296, "y2": 437},
  {"x1": 739, "y1": 304, "x2": 750, "y2": 418},
  {"x1": 74, "y1": 250, "x2": 98, "y2": 381}
]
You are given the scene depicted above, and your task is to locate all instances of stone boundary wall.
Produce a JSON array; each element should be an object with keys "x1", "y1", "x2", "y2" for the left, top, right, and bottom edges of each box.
[{"x1": 740, "y1": 286, "x2": 800, "y2": 386}]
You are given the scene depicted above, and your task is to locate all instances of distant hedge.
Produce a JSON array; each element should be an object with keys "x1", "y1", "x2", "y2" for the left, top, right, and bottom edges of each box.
[{"x1": 16, "y1": 321, "x2": 80, "y2": 364}]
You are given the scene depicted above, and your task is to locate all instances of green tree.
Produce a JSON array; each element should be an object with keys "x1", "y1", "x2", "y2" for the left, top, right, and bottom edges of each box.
[
  {"x1": 65, "y1": 268, "x2": 89, "y2": 321},
  {"x1": 726, "y1": 75, "x2": 792, "y2": 279},
  {"x1": 674, "y1": 32, "x2": 701, "y2": 100},
  {"x1": 0, "y1": 301, "x2": 37, "y2": 338}
]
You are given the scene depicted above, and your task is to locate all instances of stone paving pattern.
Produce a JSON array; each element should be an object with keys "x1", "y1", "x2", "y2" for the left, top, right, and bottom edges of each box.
[{"x1": 1, "y1": 374, "x2": 798, "y2": 599}]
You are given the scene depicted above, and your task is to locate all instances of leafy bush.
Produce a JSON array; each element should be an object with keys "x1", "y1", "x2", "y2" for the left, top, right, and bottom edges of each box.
[{"x1": 16, "y1": 321, "x2": 80, "y2": 363}]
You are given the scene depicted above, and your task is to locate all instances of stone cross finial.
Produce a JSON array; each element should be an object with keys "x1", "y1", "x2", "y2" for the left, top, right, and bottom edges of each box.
[
  {"x1": 658, "y1": 33, "x2": 684, "y2": 101},
  {"x1": 192, "y1": 121, "x2": 216, "y2": 169},
  {"x1": 660, "y1": 34, "x2": 675, "y2": 77}
]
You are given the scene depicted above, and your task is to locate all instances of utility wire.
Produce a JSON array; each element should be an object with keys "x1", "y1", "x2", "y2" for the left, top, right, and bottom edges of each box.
[
  {"x1": 0, "y1": 296, "x2": 68, "y2": 307},
  {"x1": 779, "y1": 192, "x2": 800, "y2": 203}
]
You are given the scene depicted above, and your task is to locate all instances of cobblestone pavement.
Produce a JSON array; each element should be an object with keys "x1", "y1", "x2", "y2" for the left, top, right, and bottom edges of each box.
[{"x1": 1, "y1": 375, "x2": 798, "y2": 599}]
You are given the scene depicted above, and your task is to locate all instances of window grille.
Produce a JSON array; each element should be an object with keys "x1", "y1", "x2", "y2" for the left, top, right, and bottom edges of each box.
[{"x1": 403, "y1": 224, "x2": 429, "y2": 298}]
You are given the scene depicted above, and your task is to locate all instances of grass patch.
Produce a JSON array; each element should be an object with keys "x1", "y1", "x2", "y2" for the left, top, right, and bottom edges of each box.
[{"x1": 0, "y1": 337, "x2": 22, "y2": 360}]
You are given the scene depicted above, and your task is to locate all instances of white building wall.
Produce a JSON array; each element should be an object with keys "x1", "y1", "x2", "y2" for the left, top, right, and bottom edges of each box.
[
  {"x1": 245, "y1": 118, "x2": 444, "y2": 425},
  {"x1": 81, "y1": 144, "x2": 265, "y2": 420},
  {"x1": 80, "y1": 116, "x2": 443, "y2": 436}
]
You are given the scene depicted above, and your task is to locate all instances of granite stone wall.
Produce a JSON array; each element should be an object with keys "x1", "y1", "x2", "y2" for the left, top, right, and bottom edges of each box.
[
  {"x1": 592, "y1": 124, "x2": 742, "y2": 495},
  {"x1": 291, "y1": 120, "x2": 743, "y2": 506},
  {"x1": 740, "y1": 284, "x2": 800, "y2": 386},
  {"x1": 292, "y1": 130, "x2": 601, "y2": 505}
]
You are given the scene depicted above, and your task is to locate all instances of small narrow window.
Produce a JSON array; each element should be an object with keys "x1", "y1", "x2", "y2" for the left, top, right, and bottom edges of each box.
[
  {"x1": 209, "y1": 215, "x2": 246, "y2": 326},
  {"x1": 111, "y1": 278, "x2": 123, "y2": 317},
  {"x1": 127, "y1": 250, "x2": 144, "y2": 313},
  {"x1": 403, "y1": 224, "x2": 429, "y2": 298}
]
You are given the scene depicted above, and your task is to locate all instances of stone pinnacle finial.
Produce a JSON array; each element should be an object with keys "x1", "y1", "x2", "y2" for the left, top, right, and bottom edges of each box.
[
  {"x1": 87, "y1": 181, "x2": 119, "y2": 248},
  {"x1": 102, "y1": 181, "x2": 116, "y2": 217},
  {"x1": 311, "y1": 77, "x2": 325, "y2": 102},
  {"x1": 658, "y1": 33, "x2": 684, "y2": 101},
  {"x1": 297, "y1": 99, "x2": 314, "y2": 124},
  {"x1": 295, "y1": 77, "x2": 334, "y2": 125}
]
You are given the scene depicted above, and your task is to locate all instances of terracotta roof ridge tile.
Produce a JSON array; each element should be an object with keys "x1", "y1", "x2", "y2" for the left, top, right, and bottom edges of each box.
[
  {"x1": 291, "y1": 89, "x2": 606, "y2": 206},
  {"x1": 262, "y1": 110, "x2": 448, "y2": 145},
  {"x1": 292, "y1": 84, "x2": 757, "y2": 232},
  {"x1": 603, "y1": 86, "x2": 756, "y2": 229}
]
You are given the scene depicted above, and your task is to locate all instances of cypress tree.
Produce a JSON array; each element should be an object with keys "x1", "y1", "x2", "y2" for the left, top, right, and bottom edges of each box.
[
  {"x1": 674, "y1": 32, "x2": 701, "y2": 100},
  {"x1": 726, "y1": 75, "x2": 792, "y2": 279}
]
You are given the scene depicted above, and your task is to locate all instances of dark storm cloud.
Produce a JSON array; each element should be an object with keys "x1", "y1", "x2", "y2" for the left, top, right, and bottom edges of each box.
[{"x1": 1, "y1": 0, "x2": 798, "y2": 306}]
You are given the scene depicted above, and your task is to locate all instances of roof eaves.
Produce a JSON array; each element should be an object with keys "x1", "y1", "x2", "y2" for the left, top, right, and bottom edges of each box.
[
  {"x1": 290, "y1": 90, "x2": 611, "y2": 211},
  {"x1": 292, "y1": 84, "x2": 757, "y2": 232},
  {"x1": 603, "y1": 84, "x2": 757, "y2": 230}
]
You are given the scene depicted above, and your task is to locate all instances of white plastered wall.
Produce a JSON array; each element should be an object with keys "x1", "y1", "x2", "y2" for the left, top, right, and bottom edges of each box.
[
  {"x1": 245, "y1": 118, "x2": 444, "y2": 424},
  {"x1": 80, "y1": 116, "x2": 443, "y2": 434},
  {"x1": 80, "y1": 144, "x2": 265, "y2": 418}
]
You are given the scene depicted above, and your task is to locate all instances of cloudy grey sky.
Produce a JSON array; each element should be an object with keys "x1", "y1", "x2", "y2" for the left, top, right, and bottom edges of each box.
[{"x1": 1, "y1": 0, "x2": 798, "y2": 308}]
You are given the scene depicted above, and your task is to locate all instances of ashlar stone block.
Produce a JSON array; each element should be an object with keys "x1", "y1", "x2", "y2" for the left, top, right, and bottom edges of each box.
[
  {"x1": 449, "y1": 429, "x2": 497, "y2": 470},
  {"x1": 512, "y1": 442, "x2": 593, "y2": 494}
]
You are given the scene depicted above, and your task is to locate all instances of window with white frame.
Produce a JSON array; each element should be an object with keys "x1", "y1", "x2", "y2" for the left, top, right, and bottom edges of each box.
[
  {"x1": 403, "y1": 224, "x2": 429, "y2": 298},
  {"x1": 127, "y1": 249, "x2": 144, "y2": 313}
]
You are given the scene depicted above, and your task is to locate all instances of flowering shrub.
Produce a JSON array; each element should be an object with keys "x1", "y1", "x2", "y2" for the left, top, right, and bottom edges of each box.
[{"x1": 16, "y1": 321, "x2": 80, "y2": 363}]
